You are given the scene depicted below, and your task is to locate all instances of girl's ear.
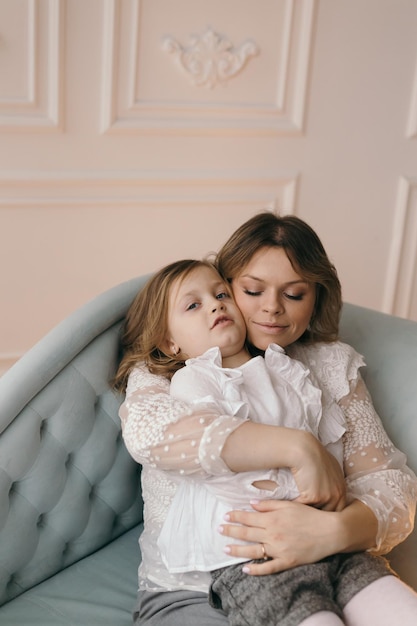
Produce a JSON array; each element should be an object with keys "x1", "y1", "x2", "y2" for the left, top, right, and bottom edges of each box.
[{"x1": 164, "y1": 338, "x2": 180, "y2": 357}]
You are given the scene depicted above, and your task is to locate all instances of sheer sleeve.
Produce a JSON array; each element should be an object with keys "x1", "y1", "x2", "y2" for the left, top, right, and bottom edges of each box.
[
  {"x1": 340, "y1": 374, "x2": 417, "y2": 555},
  {"x1": 119, "y1": 364, "x2": 246, "y2": 477}
]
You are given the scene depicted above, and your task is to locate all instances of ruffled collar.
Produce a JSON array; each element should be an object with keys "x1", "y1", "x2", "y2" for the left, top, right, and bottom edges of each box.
[{"x1": 185, "y1": 344, "x2": 346, "y2": 447}]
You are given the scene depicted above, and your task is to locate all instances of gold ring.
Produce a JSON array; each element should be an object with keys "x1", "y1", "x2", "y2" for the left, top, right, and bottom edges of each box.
[{"x1": 260, "y1": 543, "x2": 268, "y2": 560}]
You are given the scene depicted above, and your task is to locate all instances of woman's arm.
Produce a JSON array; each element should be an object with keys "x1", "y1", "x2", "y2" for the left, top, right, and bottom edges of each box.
[
  {"x1": 221, "y1": 421, "x2": 345, "y2": 511},
  {"x1": 119, "y1": 364, "x2": 240, "y2": 476},
  {"x1": 119, "y1": 364, "x2": 345, "y2": 507},
  {"x1": 341, "y1": 374, "x2": 417, "y2": 554}
]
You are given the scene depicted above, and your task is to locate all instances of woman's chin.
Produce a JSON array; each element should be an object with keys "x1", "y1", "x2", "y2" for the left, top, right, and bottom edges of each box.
[{"x1": 247, "y1": 337, "x2": 272, "y2": 354}]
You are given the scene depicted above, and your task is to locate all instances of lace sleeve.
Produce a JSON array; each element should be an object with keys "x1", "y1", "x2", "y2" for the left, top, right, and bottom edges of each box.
[
  {"x1": 340, "y1": 374, "x2": 417, "y2": 555},
  {"x1": 119, "y1": 364, "x2": 245, "y2": 477}
]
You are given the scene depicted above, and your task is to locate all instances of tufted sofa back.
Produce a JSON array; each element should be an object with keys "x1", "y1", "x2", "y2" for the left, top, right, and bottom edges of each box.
[
  {"x1": 0, "y1": 276, "x2": 149, "y2": 606},
  {"x1": 1, "y1": 279, "x2": 417, "y2": 605}
]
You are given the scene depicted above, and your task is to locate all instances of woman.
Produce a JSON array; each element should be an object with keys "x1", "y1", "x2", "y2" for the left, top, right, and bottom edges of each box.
[{"x1": 115, "y1": 212, "x2": 417, "y2": 625}]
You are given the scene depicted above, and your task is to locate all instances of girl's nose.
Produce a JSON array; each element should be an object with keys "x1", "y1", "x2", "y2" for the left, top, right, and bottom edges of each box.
[{"x1": 212, "y1": 299, "x2": 225, "y2": 313}]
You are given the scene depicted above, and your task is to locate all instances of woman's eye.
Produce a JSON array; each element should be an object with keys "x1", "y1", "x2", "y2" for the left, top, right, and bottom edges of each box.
[
  {"x1": 244, "y1": 289, "x2": 261, "y2": 296},
  {"x1": 284, "y1": 293, "x2": 303, "y2": 301}
]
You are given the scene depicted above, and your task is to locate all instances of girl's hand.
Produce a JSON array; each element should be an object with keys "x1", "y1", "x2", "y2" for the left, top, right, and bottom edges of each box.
[{"x1": 219, "y1": 499, "x2": 340, "y2": 575}]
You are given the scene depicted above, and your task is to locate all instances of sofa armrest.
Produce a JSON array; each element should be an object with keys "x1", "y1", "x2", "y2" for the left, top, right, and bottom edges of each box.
[{"x1": 0, "y1": 277, "x2": 148, "y2": 606}]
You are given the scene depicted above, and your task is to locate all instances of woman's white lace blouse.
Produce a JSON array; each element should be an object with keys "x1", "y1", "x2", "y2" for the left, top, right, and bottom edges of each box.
[{"x1": 119, "y1": 341, "x2": 417, "y2": 594}]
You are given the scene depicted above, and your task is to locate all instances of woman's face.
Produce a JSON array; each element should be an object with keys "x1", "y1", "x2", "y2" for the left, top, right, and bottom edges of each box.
[{"x1": 231, "y1": 247, "x2": 316, "y2": 351}]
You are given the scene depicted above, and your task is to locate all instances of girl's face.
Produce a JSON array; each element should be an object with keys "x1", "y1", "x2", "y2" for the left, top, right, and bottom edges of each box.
[
  {"x1": 231, "y1": 247, "x2": 316, "y2": 351},
  {"x1": 165, "y1": 265, "x2": 247, "y2": 365}
]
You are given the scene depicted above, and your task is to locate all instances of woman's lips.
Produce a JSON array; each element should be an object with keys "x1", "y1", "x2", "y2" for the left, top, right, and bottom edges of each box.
[{"x1": 253, "y1": 322, "x2": 288, "y2": 334}]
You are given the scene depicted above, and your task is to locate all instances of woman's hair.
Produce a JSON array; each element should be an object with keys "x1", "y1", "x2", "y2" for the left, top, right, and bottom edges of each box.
[
  {"x1": 216, "y1": 211, "x2": 342, "y2": 344},
  {"x1": 113, "y1": 259, "x2": 217, "y2": 391}
]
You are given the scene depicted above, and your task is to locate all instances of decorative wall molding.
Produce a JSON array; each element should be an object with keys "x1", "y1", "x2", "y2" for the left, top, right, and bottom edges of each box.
[
  {"x1": 101, "y1": 0, "x2": 316, "y2": 135},
  {"x1": 161, "y1": 28, "x2": 259, "y2": 90},
  {"x1": 406, "y1": 57, "x2": 417, "y2": 139},
  {"x1": 0, "y1": 0, "x2": 36, "y2": 108},
  {"x1": 0, "y1": 0, "x2": 64, "y2": 131},
  {"x1": 383, "y1": 177, "x2": 417, "y2": 320},
  {"x1": 0, "y1": 170, "x2": 298, "y2": 213},
  {"x1": 100, "y1": 0, "x2": 119, "y2": 136}
]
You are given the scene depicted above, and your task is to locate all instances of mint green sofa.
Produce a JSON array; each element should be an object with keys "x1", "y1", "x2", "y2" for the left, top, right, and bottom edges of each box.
[{"x1": 0, "y1": 275, "x2": 416, "y2": 625}]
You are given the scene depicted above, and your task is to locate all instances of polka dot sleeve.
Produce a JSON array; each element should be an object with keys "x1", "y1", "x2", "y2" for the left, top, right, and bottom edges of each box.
[
  {"x1": 288, "y1": 341, "x2": 417, "y2": 555},
  {"x1": 119, "y1": 364, "x2": 245, "y2": 477},
  {"x1": 340, "y1": 375, "x2": 417, "y2": 554}
]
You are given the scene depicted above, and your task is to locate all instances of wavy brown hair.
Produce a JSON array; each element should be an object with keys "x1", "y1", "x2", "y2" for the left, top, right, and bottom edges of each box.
[
  {"x1": 113, "y1": 259, "x2": 218, "y2": 392},
  {"x1": 215, "y1": 212, "x2": 342, "y2": 345}
]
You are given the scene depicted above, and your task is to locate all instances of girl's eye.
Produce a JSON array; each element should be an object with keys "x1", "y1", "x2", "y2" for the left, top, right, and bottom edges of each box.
[
  {"x1": 216, "y1": 291, "x2": 229, "y2": 300},
  {"x1": 186, "y1": 302, "x2": 199, "y2": 311}
]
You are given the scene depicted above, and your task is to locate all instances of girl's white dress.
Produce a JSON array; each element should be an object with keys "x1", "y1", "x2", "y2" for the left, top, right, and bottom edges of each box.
[{"x1": 157, "y1": 344, "x2": 346, "y2": 572}]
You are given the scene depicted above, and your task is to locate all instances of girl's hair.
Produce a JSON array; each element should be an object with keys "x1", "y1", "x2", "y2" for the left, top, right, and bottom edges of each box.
[
  {"x1": 113, "y1": 259, "x2": 218, "y2": 391},
  {"x1": 216, "y1": 211, "x2": 342, "y2": 344}
]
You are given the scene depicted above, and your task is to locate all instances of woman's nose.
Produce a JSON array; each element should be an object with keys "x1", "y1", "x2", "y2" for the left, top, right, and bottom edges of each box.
[{"x1": 262, "y1": 294, "x2": 283, "y2": 314}]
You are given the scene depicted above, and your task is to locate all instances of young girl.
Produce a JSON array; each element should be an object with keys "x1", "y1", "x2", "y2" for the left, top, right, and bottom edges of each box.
[{"x1": 115, "y1": 257, "x2": 412, "y2": 626}]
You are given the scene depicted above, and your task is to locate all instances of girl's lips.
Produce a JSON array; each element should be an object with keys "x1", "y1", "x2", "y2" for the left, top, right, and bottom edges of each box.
[{"x1": 211, "y1": 316, "x2": 232, "y2": 329}]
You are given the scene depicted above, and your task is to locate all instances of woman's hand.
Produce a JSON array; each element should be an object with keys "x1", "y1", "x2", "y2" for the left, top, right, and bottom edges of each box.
[
  {"x1": 219, "y1": 500, "x2": 339, "y2": 575},
  {"x1": 291, "y1": 433, "x2": 346, "y2": 511},
  {"x1": 221, "y1": 423, "x2": 346, "y2": 511},
  {"x1": 219, "y1": 498, "x2": 378, "y2": 575}
]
